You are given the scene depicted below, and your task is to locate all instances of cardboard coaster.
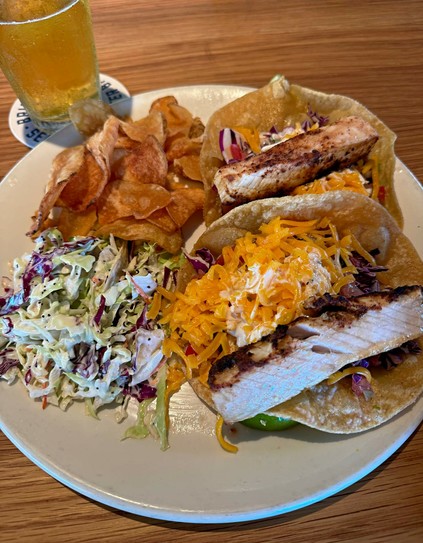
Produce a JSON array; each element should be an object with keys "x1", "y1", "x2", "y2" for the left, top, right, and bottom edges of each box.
[{"x1": 8, "y1": 74, "x2": 130, "y2": 148}]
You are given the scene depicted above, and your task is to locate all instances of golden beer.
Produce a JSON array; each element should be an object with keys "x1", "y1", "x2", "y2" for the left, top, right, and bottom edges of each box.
[{"x1": 0, "y1": 0, "x2": 99, "y2": 132}]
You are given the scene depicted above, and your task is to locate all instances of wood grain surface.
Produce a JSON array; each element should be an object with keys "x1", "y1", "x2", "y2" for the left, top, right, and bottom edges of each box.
[{"x1": 1, "y1": 1, "x2": 422, "y2": 542}]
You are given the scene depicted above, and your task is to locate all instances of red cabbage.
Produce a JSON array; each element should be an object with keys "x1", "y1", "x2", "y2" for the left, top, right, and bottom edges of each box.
[
  {"x1": 367, "y1": 340, "x2": 421, "y2": 370},
  {"x1": 351, "y1": 373, "x2": 374, "y2": 400},
  {"x1": 73, "y1": 343, "x2": 99, "y2": 379},
  {"x1": 0, "y1": 351, "x2": 20, "y2": 376},
  {"x1": 93, "y1": 295, "x2": 106, "y2": 325},
  {"x1": 24, "y1": 369, "x2": 32, "y2": 385},
  {"x1": 218, "y1": 128, "x2": 252, "y2": 164},
  {"x1": 346, "y1": 340, "x2": 421, "y2": 400},
  {"x1": 162, "y1": 266, "x2": 171, "y2": 289},
  {"x1": 340, "y1": 250, "x2": 388, "y2": 297},
  {"x1": 0, "y1": 290, "x2": 25, "y2": 316},
  {"x1": 95, "y1": 348, "x2": 109, "y2": 378},
  {"x1": 184, "y1": 248, "x2": 215, "y2": 275},
  {"x1": 123, "y1": 382, "x2": 157, "y2": 401},
  {"x1": 301, "y1": 106, "x2": 330, "y2": 131},
  {"x1": 135, "y1": 304, "x2": 154, "y2": 331},
  {"x1": 0, "y1": 234, "x2": 99, "y2": 316}
]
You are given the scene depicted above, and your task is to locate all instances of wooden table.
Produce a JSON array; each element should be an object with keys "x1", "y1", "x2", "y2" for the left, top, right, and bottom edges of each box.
[{"x1": 1, "y1": 1, "x2": 422, "y2": 541}]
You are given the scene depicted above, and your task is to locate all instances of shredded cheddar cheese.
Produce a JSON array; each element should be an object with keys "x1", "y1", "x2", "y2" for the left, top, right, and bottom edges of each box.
[
  {"x1": 146, "y1": 291, "x2": 162, "y2": 320},
  {"x1": 216, "y1": 415, "x2": 238, "y2": 453},
  {"x1": 327, "y1": 366, "x2": 373, "y2": 385},
  {"x1": 163, "y1": 217, "x2": 373, "y2": 386},
  {"x1": 233, "y1": 126, "x2": 261, "y2": 153},
  {"x1": 292, "y1": 160, "x2": 385, "y2": 204},
  {"x1": 165, "y1": 360, "x2": 186, "y2": 402},
  {"x1": 292, "y1": 169, "x2": 368, "y2": 196},
  {"x1": 146, "y1": 290, "x2": 188, "y2": 401}
]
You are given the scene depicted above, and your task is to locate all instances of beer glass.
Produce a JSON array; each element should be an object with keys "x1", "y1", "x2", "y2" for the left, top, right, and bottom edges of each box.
[{"x1": 0, "y1": 0, "x2": 100, "y2": 134}]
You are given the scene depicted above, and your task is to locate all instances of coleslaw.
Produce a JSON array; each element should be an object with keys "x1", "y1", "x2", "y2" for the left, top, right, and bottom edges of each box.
[{"x1": 0, "y1": 228, "x2": 183, "y2": 449}]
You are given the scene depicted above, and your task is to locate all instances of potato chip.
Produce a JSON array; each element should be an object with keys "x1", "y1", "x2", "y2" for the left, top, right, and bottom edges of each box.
[
  {"x1": 150, "y1": 96, "x2": 194, "y2": 139},
  {"x1": 146, "y1": 208, "x2": 178, "y2": 234},
  {"x1": 53, "y1": 205, "x2": 97, "y2": 240},
  {"x1": 173, "y1": 155, "x2": 202, "y2": 181},
  {"x1": 114, "y1": 136, "x2": 136, "y2": 150},
  {"x1": 28, "y1": 145, "x2": 85, "y2": 236},
  {"x1": 28, "y1": 95, "x2": 206, "y2": 251},
  {"x1": 57, "y1": 115, "x2": 121, "y2": 213},
  {"x1": 119, "y1": 110, "x2": 166, "y2": 145},
  {"x1": 57, "y1": 150, "x2": 105, "y2": 212},
  {"x1": 189, "y1": 117, "x2": 205, "y2": 139},
  {"x1": 87, "y1": 115, "x2": 120, "y2": 175},
  {"x1": 97, "y1": 179, "x2": 171, "y2": 225},
  {"x1": 166, "y1": 167, "x2": 204, "y2": 191},
  {"x1": 112, "y1": 135, "x2": 168, "y2": 186},
  {"x1": 165, "y1": 136, "x2": 202, "y2": 162},
  {"x1": 132, "y1": 184, "x2": 172, "y2": 220},
  {"x1": 166, "y1": 188, "x2": 205, "y2": 228},
  {"x1": 94, "y1": 218, "x2": 183, "y2": 253}
]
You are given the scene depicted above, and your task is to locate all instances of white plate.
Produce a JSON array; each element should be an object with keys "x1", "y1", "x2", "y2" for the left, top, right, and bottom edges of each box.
[{"x1": 1, "y1": 85, "x2": 423, "y2": 524}]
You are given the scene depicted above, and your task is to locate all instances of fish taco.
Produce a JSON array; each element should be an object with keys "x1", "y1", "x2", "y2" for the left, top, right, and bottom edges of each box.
[
  {"x1": 200, "y1": 75, "x2": 400, "y2": 227},
  {"x1": 164, "y1": 192, "x2": 423, "y2": 445}
]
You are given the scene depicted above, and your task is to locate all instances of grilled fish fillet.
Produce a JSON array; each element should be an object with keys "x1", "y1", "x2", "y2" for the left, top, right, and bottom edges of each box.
[
  {"x1": 208, "y1": 286, "x2": 423, "y2": 423},
  {"x1": 214, "y1": 115, "x2": 379, "y2": 205}
]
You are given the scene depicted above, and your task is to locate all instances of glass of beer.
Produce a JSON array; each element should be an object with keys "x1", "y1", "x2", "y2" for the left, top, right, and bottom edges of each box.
[{"x1": 0, "y1": 0, "x2": 100, "y2": 134}]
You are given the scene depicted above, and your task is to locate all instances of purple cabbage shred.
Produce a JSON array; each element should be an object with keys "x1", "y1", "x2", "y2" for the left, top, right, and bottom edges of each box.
[
  {"x1": 351, "y1": 373, "x2": 374, "y2": 400},
  {"x1": 367, "y1": 340, "x2": 421, "y2": 370},
  {"x1": 346, "y1": 340, "x2": 421, "y2": 399},
  {"x1": 24, "y1": 369, "x2": 32, "y2": 385},
  {"x1": 301, "y1": 106, "x2": 330, "y2": 131},
  {"x1": 0, "y1": 351, "x2": 20, "y2": 376},
  {"x1": 123, "y1": 382, "x2": 157, "y2": 402},
  {"x1": 184, "y1": 248, "x2": 215, "y2": 275},
  {"x1": 340, "y1": 249, "x2": 388, "y2": 297},
  {"x1": 0, "y1": 234, "x2": 97, "y2": 316},
  {"x1": 135, "y1": 304, "x2": 154, "y2": 331},
  {"x1": 162, "y1": 266, "x2": 171, "y2": 289},
  {"x1": 93, "y1": 295, "x2": 106, "y2": 325},
  {"x1": 73, "y1": 343, "x2": 99, "y2": 379}
]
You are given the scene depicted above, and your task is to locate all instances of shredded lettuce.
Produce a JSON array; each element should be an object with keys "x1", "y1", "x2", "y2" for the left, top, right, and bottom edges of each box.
[
  {"x1": 123, "y1": 397, "x2": 154, "y2": 440},
  {"x1": 154, "y1": 363, "x2": 170, "y2": 451}
]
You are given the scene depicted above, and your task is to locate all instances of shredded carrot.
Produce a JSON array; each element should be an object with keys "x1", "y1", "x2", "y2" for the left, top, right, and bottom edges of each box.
[{"x1": 41, "y1": 382, "x2": 48, "y2": 410}]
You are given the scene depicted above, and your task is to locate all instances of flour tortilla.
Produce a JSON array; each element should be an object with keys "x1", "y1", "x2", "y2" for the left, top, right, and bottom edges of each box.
[
  {"x1": 200, "y1": 75, "x2": 400, "y2": 227},
  {"x1": 186, "y1": 192, "x2": 423, "y2": 433}
]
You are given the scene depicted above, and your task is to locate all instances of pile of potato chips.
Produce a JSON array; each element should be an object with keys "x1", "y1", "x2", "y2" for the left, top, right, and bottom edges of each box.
[{"x1": 28, "y1": 97, "x2": 205, "y2": 253}]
